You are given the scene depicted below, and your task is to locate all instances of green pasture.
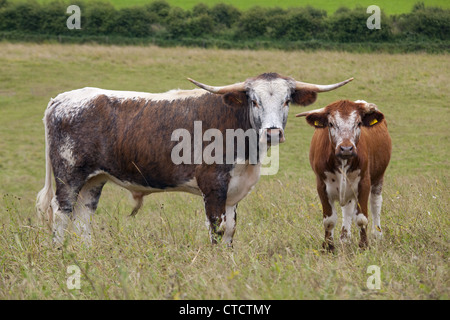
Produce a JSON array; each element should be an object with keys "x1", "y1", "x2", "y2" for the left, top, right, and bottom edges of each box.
[{"x1": 0, "y1": 43, "x2": 448, "y2": 299}]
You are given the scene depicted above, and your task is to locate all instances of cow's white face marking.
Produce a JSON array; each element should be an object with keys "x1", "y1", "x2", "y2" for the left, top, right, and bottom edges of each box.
[
  {"x1": 328, "y1": 110, "x2": 361, "y2": 152},
  {"x1": 247, "y1": 78, "x2": 292, "y2": 141}
]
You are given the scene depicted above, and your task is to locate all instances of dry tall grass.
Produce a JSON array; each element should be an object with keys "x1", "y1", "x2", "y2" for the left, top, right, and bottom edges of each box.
[{"x1": 0, "y1": 43, "x2": 448, "y2": 299}]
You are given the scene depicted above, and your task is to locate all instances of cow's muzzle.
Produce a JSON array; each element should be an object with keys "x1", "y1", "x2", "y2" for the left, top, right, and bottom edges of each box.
[
  {"x1": 264, "y1": 128, "x2": 285, "y2": 145},
  {"x1": 336, "y1": 144, "x2": 356, "y2": 159}
]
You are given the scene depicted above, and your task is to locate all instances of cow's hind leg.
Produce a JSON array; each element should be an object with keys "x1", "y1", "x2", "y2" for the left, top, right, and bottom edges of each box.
[
  {"x1": 72, "y1": 176, "x2": 106, "y2": 245},
  {"x1": 356, "y1": 182, "x2": 370, "y2": 249},
  {"x1": 370, "y1": 181, "x2": 384, "y2": 240},
  {"x1": 52, "y1": 179, "x2": 82, "y2": 246}
]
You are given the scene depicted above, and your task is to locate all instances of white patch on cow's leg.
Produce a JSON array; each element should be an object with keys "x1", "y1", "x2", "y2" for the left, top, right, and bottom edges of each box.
[
  {"x1": 72, "y1": 203, "x2": 92, "y2": 246},
  {"x1": 323, "y1": 201, "x2": 338, "y2": 249},
  {"x1": 370, "y1": 192, "x2": 383, "y2": 239},
  {"x1": 72, "y1": 178, "x2": 105, "y2": 246},
  {"x1": 222, "y1": 205, "x2": 237, "y2": 246},
  {"x1": 51, "y1": 197, "x2": 70, "y2": 246},
  {"x1": 340, "y1": 200, "x2": 356, "y2": 243}
]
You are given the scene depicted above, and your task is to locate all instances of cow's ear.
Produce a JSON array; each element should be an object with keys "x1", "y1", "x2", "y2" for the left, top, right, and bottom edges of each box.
[
  {"x1": 223, "y1": 92, "x2": 247, "y2": 107},
  {"x1": 305, "y1": 113, "x2": 328, "y2": 128},
  {"x1": 291, "y1": 90, "x2": 317, "y2": 106},
  {"x1": 362, "y1": 110, "x2": 384, "y2": 127}
]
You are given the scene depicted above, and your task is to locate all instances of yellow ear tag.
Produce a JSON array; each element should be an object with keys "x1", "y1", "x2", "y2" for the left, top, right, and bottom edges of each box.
[
  {"x1": 369, "y1": 118, "x2": 378, "y2": 126},
  {"x1": 314, "y1": 120, "x2": 322, "y2": 127}
]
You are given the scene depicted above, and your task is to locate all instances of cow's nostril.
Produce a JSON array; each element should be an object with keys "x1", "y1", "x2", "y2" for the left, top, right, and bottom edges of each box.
[
  {"x1": 265, "y1": 128, "x2": 285, "y2": 143},
  {"x1": 340, "y1": 145, "x2": 353, "y2": 152}
]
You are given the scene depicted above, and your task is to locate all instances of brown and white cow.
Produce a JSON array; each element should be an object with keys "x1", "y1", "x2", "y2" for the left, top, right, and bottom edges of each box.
[
  {"x1": 296, "y1": 100, "x2": 391, "y2": 250},
  {"x1": 36, "y1": 73, "x2": 352, "y2": 246}
]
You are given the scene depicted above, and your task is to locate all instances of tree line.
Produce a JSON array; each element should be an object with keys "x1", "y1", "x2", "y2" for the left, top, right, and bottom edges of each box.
[{"x1": 0, "y1": 0, "x2": 449, "y2": 52}]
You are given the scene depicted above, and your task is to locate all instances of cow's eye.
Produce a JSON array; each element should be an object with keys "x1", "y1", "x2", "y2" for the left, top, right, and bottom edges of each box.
[
  {"x1": 252, "y1": 100, "x2": 259, "y2": 108},
  {"x1": 329, "y1": 123, "x2": 334, "y2": 128},
  {"x1": 284, "y1": 99, "x2": 291, "y2": 107},
  {"x1": 357, "y1": 122, "x2": 362, "y2": 127}
]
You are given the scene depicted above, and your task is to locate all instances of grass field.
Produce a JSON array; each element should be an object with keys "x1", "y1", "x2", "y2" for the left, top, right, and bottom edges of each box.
[
  {"x1": 23, "y1": 0, "x2": 450, "y2": 14},
  {"x1": 0, "y1": 43, "x2": 448, "y2": 300}
]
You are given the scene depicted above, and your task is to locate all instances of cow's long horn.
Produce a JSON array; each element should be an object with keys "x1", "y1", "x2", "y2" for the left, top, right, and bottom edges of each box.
[
  {"x1": 295, "y1": 107, "x2": 325, "y2": 117},
  {"x1": 188, "y1": 78, "x2": 246, "y2": 94},
  {"x1": 295, "y1": 77, "x2": 353, "y2": 92}
]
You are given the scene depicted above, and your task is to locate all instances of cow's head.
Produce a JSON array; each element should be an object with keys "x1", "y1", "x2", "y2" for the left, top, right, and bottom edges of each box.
[
  {"x1": 296, "y1": 100, "x2": 385, "y2": 159},
  {"x1": 188, "y1": 73, "x2": 353, "y2": 145}
]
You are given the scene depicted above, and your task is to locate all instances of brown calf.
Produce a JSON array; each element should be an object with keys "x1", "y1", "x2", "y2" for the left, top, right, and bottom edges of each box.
[{"x1": 296, "y1": 100, "x2": 391, "y2": 250}]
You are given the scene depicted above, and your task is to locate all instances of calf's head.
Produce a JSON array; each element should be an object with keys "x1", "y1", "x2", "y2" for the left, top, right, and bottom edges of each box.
[
  {"x1": 296, "y1": 100, "x2": 385, "y2": 159},
  {"x1": 188, "y1": 73, "x2": 353, "y2": 145}
]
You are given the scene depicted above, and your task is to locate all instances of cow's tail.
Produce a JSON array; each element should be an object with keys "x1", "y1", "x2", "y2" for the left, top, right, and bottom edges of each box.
[{"x1": 36, "y1": 109, "x2": 54, "y2": 230}]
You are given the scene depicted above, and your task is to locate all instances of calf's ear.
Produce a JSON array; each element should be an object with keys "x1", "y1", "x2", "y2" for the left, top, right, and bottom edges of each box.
[
  {"x1": 223, "y1": 92, "x2": 248, "y2": 108},
  {"x1": 296, "y1": 110, "x2": 328, "y2": 128},
  {"x1": 362, "y1": 110, "x2": 384, "y2": 127},
  {"x1": 291, "y1": 90, "x2": 317, "y2": 106},
  {"x1": 306, "y1": 113, "x2": 328, "y2": 128}
]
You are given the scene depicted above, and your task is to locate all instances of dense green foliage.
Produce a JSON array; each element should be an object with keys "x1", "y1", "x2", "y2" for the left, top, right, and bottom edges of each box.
[{"x1": 0, "y1": 0, "x2": 449, "y2": 52}]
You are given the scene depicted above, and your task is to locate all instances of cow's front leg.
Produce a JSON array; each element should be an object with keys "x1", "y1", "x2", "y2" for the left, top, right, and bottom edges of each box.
[
  {"x1": 203, "y1": 192, "x2": 227, "y2": 244},
  {"x1": 222, "y1": 204, "x2": 237, "y2": 246},
  {"x1": 340, "y1": 199, "x2": 357, "y2": 243},
  {"x1": 317, "y1": 180, "x2": 337, "y2": 252},
  {"x1": 203, "y1": 200, "x2": 237, "y2": 246}
]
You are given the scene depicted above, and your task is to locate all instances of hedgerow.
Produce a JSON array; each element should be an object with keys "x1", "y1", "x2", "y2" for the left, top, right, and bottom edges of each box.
[{"x1": 0, "y1": 0, "x2": 448, "y2": 52}]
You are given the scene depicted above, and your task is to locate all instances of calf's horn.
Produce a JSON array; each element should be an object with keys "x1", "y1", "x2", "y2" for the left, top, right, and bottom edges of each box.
[{"x1": 295, "y1": 107, "x2": 326, "y2": 117}]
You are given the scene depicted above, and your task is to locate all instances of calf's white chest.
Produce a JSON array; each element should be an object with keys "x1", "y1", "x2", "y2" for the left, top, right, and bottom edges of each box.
[{"x1": 324, "y1": 165, "x2": 361, "y2": 207}]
